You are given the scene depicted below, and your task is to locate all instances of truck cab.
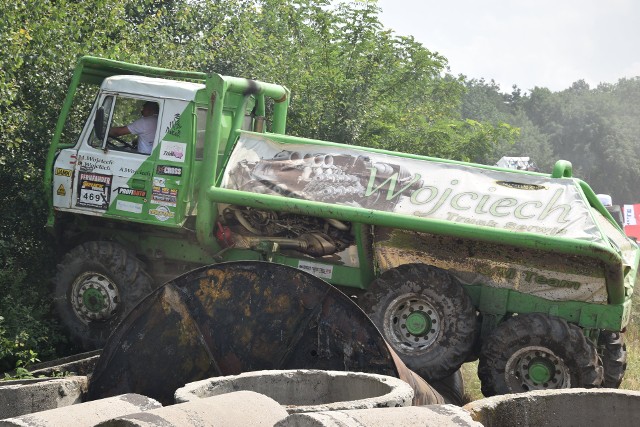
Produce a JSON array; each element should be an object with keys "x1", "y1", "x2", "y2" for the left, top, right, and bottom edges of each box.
[{"x1": 52, "y1": 75, "x2": 203, "y2": 226}]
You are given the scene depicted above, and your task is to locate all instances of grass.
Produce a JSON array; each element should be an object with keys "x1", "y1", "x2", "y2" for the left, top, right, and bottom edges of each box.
[
  {"x1": 620, "y1": 289, "x2": 640, "y2": 391},
  {"x1": 460, "y1": 289, "x2": 640, "y2": 402},
  {"x1": 461, "y1": 361, "x2": 483, "y2": 402}
]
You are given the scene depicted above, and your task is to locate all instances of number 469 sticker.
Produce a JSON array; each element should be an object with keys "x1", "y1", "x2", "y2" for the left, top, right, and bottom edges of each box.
[{"x1": 76, "y1": 172, "x2": 112, "y2": 210}]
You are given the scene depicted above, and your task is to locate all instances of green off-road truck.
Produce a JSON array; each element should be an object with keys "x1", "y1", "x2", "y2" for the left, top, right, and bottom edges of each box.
[{"x1": 45, "y1": 56, "x2": 639, "y2": 396}]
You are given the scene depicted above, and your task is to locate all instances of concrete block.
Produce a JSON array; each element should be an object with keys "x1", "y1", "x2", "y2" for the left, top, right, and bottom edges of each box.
[
  {"x1": 0, "y1": 393, "x2": 161, "y2": 426},
  {"x1": 175, "y1": 369, "x2": 414, "y2": 413},
  {"x1": 97, "y1": 391, "x2": 288, "y2": 426},
  {"x1": 464, "y1": 388, "x2": 640, "y2": 427},
  {"x1": 0, "y1": 376, "x2": 87, "y2": 419},
  {"x1": 275, "y1": 404, "x2": 483, "y2": 426},
  {"x1": 27, "y1": 350, "x2": 101, "y2": 377}
]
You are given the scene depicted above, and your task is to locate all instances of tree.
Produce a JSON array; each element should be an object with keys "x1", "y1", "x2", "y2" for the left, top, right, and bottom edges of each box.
[{"x1": 0, "y1": 0, "x2": 526, "y2": 367}]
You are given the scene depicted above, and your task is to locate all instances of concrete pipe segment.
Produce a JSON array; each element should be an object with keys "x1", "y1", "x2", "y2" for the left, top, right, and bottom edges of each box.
[
  {"x1": 174, "y1": 369, "x2": 414, "y2": 413},
  {"x1": 276, "y1": 405, "x2": 482, "y2": 427},
  {"x1": 463, "y1": 388, "x2": 640, "y2": 427},
  {"x1": 96, "y1": 391, "x2": 288, "y2": 426},
  {"x1": 0, "y1": 393, "x2": 161, "y2": 427},
  {"x1": 0, "y1": 376, "x2": 88, "y2": 419}
]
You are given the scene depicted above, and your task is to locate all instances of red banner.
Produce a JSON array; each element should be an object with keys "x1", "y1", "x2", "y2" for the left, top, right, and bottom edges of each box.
[{"x1": 623, "y1": 204, "x2": 640, "y2": 240}]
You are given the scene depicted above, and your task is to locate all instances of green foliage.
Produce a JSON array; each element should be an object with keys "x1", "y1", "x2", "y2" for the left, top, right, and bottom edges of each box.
[
  {"x1": 524, "y1": 79, "x2": 640, "y2": 201},
  {"x1": 460, "y1": 77, "x2": 640, "y2": 204},
  {"x1": 0, "y1": 262, "x2": 64, "y2": 373},
  {"x1": 3, "y1": 367, "x2": 34, "y2": 381}
]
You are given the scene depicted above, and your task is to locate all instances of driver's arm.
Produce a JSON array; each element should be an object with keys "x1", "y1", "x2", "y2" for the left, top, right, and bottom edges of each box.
[{"x1": 108, "y1": 126, "x2": 131, "y2": 137}]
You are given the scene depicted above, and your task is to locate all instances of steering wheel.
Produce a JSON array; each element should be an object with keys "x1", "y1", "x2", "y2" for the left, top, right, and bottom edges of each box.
[{"x1": 107, "y1": 135, "x2": 136, "y2": 150}]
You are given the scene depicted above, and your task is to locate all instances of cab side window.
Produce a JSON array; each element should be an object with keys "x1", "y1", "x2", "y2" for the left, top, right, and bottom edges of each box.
[
  {"x1": 88, "y1": 96, "x2": 114, "y2": 148},
  {"x1": 89, "y1": 96, "x2": 159, "y2": 155}
]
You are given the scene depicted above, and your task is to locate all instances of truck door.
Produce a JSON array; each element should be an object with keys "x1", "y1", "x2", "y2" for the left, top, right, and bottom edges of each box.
[
  {"x1": 71, "y1": 94, "x2": 159, "y2": 221},
  {"x1": 145, "y1": 100, "x2": 193, "y2": 226}
]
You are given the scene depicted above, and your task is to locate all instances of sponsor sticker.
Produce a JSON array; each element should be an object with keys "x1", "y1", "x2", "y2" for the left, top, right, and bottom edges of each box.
[
  {"x1": 149, "y1": 205, "x2": 175, "y2": 222},
  {"x1": 159, "y1": 141, "x2": 186, "y2": 163},
  {"x1": 297, "y1": 261, "x2": 334, "y2": 279},
  {"x1": 156, "y1": 165, "x2": 183, "y2": 176},
  {"x1": 55, "y1": 168, "x2": 73, "y2": 177},
  {"x1": 77, "y1": 172, "x2": 112, "y2": 210},
  {"x1": 115, "y1": 187, "x2": 147, "y2": 198},
  {"x1": 152, "y1": 186, "x2": 178, "y2": 207}
]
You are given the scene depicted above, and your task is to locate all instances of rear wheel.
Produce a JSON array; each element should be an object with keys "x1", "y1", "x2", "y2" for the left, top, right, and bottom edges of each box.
[
  {"x1": 359, "y1": 264, "x2": 478, "y2": 381},
  {"x1": 478, "y1": 313, "x2": 603, "y2": 396},
  {"x1": 598, "y1": 330, "x2": 627, "y2": 388},
  {"x1": 54, "y1": 241, "x2": 154, "y2": 350},
  {"x1": 428, "y1": 369, "x2": 466, "y2": 406}
]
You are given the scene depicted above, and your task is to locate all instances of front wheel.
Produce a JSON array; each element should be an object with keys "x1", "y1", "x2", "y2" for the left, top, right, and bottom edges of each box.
[
  {"x1": 359, "y1": 264, "x2": 478, "y2": 381},
  {"x1": 478, "y1": 313, "x2": 603, "y2": 396},
  {"x1": 54, "y1": 241, "x2": 154, "y2": 350}
]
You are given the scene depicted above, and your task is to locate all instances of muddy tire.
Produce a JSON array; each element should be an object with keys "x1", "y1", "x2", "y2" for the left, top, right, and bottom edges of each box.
[
  {"x1": 599, "y1": 331, "x2": 627, "y2": 388},
  {"x1": 478, "y1": 313, "x2": 603, "y2": 397},
  {"x1": 359, "y1": 264, "x2": 478, "y2": 381},
  {"x1": 54, "y1": 241, "x2": 154, "y2": 350},
  {"x1": 428, "y1": 369, "x2": 466, "y2": 406}
]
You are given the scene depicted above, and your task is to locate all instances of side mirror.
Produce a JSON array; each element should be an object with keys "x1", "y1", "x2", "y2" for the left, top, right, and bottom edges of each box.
[{"x1": 94, "y1": 107, "x2": 105, "y2": 139}]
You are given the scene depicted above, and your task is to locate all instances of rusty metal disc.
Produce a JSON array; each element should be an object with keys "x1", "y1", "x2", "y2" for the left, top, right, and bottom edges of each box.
[{"x1": 87, "y1": 261, "x2": 441, "y2": 405}]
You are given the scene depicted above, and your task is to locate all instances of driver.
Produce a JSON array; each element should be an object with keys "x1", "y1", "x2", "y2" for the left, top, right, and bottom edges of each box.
[{"x1": 108, "y1": 101, "x2": 159, "y2": 155}]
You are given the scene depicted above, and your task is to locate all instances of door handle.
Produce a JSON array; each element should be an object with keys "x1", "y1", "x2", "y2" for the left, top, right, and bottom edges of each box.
[{"x1": 131, "y1": 178, "x2": 146, "y2": 189}]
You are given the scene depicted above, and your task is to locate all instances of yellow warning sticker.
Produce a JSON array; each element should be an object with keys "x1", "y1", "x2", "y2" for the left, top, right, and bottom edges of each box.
[
  {"x1": 57, "y1": 184, "x2": 66, "y2": 196},
  {"x1": 55, "y1": 168, "x2": 73, "y2": 177}
]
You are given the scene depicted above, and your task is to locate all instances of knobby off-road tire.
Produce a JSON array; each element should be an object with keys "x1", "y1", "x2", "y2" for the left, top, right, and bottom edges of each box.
[
  {"x1": 478, "y1": 313, "x2": 603, "y2": 397},
  {"x1": 428, "y1": 369, "x2": 467, "y2": 406},
  {"x1": 598, "y1": 330, "x2": 627, "y2": 388},
  {"x1": 359, "y1": 263, "x2": 478, "y2": 382},
  {"x1": 54, "y1": 241, "x2": 154, "y2": 350}
]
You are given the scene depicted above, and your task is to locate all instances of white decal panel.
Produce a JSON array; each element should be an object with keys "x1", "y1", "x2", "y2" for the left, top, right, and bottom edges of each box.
[
  {"x1": 116, "y1": 200, "x2": 143, "y2": 214},
  {"x1": 221, "y1": 134, "x2": 603, "y2": 243}
]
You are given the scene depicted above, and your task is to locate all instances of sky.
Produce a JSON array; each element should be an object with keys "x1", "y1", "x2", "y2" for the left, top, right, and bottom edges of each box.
[{"x1": 375, "y1": 0, "x2": 640, "y2": 92}]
